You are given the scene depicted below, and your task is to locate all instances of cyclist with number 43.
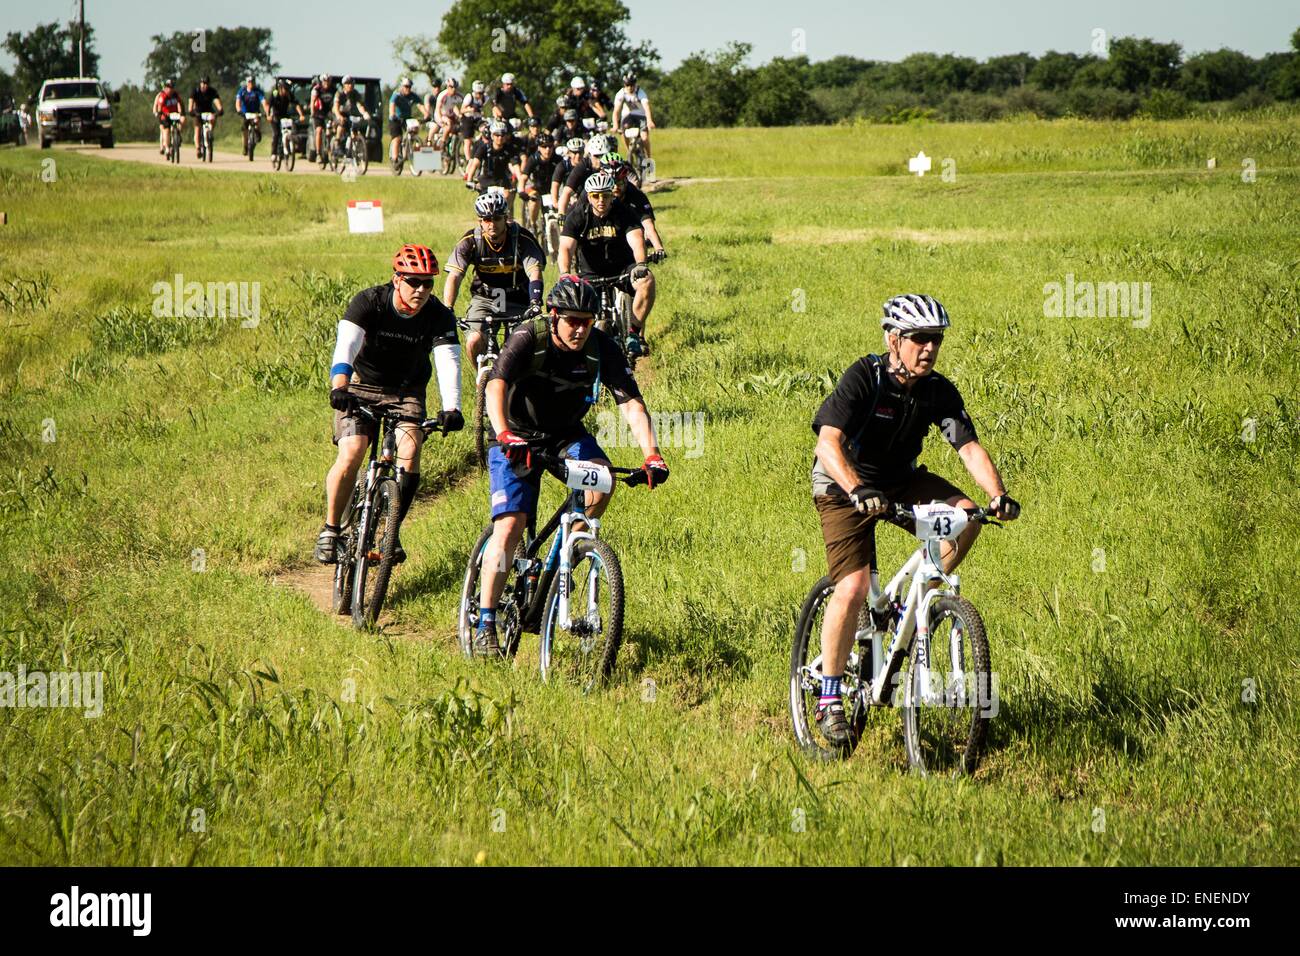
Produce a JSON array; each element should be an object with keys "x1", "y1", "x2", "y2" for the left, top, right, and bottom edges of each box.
[
  {"x1": 809, "y1": 294, "x2": 1021, "y2": 747},
  {"x1": 472, "y1": 275, "x2": 668, "y2": 657},
  {"x1": 443, "y1": 190, "x2": 546, "y2": 369},
  {"x1": 315, "y1": 245, "x2": 465, "y2": 567}
]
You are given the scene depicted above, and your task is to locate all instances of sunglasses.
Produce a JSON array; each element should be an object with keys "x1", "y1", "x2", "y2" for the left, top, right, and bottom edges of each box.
[
  {"x1": 400, "y1": 275, "x2": 434, "y2": 289},
  {"x1": 904, "y1": 332, "x2": 944, "y2": 345},
  {"x1": 557, "y1": 311, "x2": 594, "y2": 327}
]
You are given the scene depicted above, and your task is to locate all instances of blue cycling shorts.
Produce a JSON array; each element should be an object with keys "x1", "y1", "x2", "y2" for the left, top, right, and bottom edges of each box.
[{"x1": 488, "y1": 432, "x2": 607, "y2": 520}]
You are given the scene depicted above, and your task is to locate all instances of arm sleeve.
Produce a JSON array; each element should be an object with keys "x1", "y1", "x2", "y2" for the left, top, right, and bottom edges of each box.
[
  {"x1": 933, "y1": 380, "x2": 978, "y2": 450},
  {"x1": 331, "y1": 319, "x2": 366, "y2": 376},
  {"x1": 812, "y1": 360, "x2": 875, "y2": 437},
  {"x1": 598, "y1": 335, "x2": 642, "y2": 405},
  {"x1": 432, "y1": 343, "x2": 461, "y2": 411}
]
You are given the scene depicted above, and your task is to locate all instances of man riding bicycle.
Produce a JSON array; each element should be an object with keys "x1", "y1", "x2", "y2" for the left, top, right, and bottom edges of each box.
[
  {"x1": 472, "y1": 275, "x2": 668, "y2": 657},
  {"x1": 265, "y1": 78, "x2": 306, "y2": 158},
  {"x1": 187, "y1": 77, "x2": 223, "y2": 157},
  {"x1": 459, "y1": 81, "x2": 489, "y2": 166},
  {"x1": 429, "y1": 77, "x2": 460, "y2": 147},
  {"x1": 315, "y1": 244, "x2": 464, "y2": 567},
  {"x1": 491, "y1": 72, "x2": 534, "y2": 122},
  {"x1": 310, "y1": 73, "x2": 335, "y2": 162},
  {"x1": 332, "y1": 75, "x2": 372, "y2": 148},
  {"x1": 612, "y1": 71, "x2": 655, "y2": 163},
  {"x1": 809, "y1": 294, "x2": 1021, "y2": 746},
  {"x1": 152, "y1": 78, "x2": 183, "y2": 154},
  {"x1": 235, "y1": 76, "x2": 266, "y2": 153},
  {"x1": 464, "y1": 120, "x2": 525, "y2": 217},
  {"x1": 520, "y1": 132, "x2": 561, "y2": 226},
  {"x1": 443, "y1": 190, "x2": 546, "y2": 368},
  {"x1": 558, "y1": 170, "x2": 655, "y2": 358},
  {"x1": 388, "y1": 77, "x2": 427, "y2": 165}
]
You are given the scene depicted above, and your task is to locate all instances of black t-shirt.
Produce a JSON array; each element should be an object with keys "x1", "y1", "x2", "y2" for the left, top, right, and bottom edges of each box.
[
  {"x1": 493, "y1": 86, "x2": 528, "y2": 117},
  {"x1": 191, "y1": 86, "x2": 220, "y2": 112},
  {"x1": 342, "y1": 284, "x2": 458, "y2": 392},
  {"x1": 552, "y1": 158, "x2": 575, "y2": 187},
  {"x1": 526, "y1": 150, "x2": 560, "y2": 188},
  {"x1": 811, "y1": 355, "x2": 977, "y2": 491},
  {"x1": 472, "y1": 141, "x2": 518, "y2": 185},
  {"x1": 588, "y1": 89, "x2": 612, "y2": 112},
  {"x1": 564, "y1": 157, "x2": 597, "y2": 193},
  {"x1": 335, "y1": 88, "x2": 364, "y2": 116},
  {"x1": 561, "y1": 200, "x2": 642, "y2": 277},
  {"x1": 446, "y1": 223, "x2": 546, "y2": 301},
  {"x1": 268, "y1": 91, "x2": 296, "y2": 119},
  {"x1": 489, "y1": 322, "x2": 641, "y2": 444}
]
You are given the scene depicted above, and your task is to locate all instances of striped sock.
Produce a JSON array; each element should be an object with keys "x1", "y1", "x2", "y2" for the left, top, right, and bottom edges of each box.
[
  {"x1": 478, "y1": 607, "x2": 496, "y2": 632},
  {"x1": 820, "y1": 674, "x2": 842, "y2": 704}
]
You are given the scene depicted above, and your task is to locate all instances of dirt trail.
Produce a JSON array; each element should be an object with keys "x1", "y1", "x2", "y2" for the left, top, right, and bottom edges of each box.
[{"x1": 64, "y1": 141, "x2": 411, "y2": 178}]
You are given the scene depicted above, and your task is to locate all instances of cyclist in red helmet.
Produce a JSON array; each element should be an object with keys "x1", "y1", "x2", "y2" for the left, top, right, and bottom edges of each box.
[{"x1": 315, "y1": 244, "x2": 465, "y2": 565}]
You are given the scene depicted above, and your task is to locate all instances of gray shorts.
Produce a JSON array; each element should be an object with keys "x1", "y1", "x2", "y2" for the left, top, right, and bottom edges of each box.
[
  {"x1": 462, "y1": 294, "x2": 529, "y2": 332},
  {"x1": 332, "y1": 383, "x2": 425, "y2": 445}
]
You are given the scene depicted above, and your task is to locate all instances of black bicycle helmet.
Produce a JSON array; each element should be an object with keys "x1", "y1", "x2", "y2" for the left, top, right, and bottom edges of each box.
[{"x1": 546, "y1": 275, "x2": 600, "y2": 315}]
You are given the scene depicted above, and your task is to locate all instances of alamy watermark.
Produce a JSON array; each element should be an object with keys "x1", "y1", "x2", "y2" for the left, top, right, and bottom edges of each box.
[
  {"x1": 151, "y1": 272, "x2": 261, "y2": 327},
  {"x1": 594, "y1": 409, "x2": 705, "y2": 459},
  {"x1": 0, "y1": 665, "x2": 104, "y2": 718},
  {"x1": 1043, "y1": 273, "x2": 1151, "y2": 327}
]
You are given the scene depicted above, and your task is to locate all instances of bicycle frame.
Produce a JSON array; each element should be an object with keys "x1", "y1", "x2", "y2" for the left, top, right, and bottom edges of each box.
[{"x1": 862, "y1": 532, "x2": 961, "y2": 708}]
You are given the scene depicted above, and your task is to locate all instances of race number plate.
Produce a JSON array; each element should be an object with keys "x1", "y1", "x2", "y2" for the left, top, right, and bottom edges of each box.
[
  {"x1": 280, "y1": 119, "x2": 294, "y2": 130},
  {"x1": 541, "y1": 195, "x2": 554, "y2": 209},
  {"x1": 912, "y1": 503, "x2": 968, "y2": 542},
  {"x1": 562, "y1": 460, "x2": 613, "y2": 494},
  {"x1": 625, "y1": 126, "x2": 640, "y2": 140},
  {"x1": 406, "y1": 118, "x2": 420, "y2": 131},
  {"x1": 201, "y1": 112, "x2": 214, "y2": 122}
]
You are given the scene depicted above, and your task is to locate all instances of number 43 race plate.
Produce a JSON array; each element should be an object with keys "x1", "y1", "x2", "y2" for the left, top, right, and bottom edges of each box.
[{"x1": 912, "y1": 503, "x2": 968, "y2": 542}]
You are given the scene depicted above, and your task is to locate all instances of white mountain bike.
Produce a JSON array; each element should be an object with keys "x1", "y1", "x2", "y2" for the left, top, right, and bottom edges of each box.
[{"x1": 790, "y1": 502, "x2": 1003, "y2": 775}]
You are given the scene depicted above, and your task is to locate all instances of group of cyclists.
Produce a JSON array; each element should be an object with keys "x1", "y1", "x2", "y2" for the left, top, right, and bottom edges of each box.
[
  {"x1": 161, "y1": 66, "x2": 1026, "y2": 748},
  {"x1": 310, "y1": 243, "x2": 1023, "y2": 732}
]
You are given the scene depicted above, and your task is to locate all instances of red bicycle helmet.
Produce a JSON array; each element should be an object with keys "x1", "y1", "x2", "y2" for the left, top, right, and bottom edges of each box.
[{"x1": 393, "y1": 243, "x2": 439, "y2": 277}]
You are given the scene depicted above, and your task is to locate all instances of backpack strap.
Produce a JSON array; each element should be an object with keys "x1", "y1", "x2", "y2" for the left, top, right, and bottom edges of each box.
[{"x1": 524, "y1": 316, "x2": 602, "y2": 404}]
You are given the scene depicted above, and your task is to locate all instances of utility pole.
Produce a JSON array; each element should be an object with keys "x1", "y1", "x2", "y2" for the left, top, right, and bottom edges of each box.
[{"x1": 78, "y1": 0, "x2": 85, "y2": 76}]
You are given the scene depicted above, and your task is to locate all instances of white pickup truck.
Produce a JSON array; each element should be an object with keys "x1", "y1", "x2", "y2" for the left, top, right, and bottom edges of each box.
[{"x1": 36, "y1": 76, "x2": 118, "y2": 149}]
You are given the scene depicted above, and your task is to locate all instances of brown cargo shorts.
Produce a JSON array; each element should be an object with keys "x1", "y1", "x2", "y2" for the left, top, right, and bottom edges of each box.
[
  {"x1": 332, "y1": 383, "x2": 426, "y2": 446},
  {"x1": 815, "y1": 468, "x2": 969, "y2": 583}
]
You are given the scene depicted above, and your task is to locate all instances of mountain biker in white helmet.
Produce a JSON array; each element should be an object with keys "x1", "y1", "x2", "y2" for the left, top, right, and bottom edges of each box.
[
  {"x1": 808, "y1": 294, "x2": 1021, "y2": 748},
  {"x1": 459, "y1": 80, "x2": 489, "y2": 165}
]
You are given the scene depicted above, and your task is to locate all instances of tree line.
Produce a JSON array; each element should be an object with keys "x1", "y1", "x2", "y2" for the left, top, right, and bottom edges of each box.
[{"x1": 3, "y1": 10, "x2": 1297, "y2": 130}]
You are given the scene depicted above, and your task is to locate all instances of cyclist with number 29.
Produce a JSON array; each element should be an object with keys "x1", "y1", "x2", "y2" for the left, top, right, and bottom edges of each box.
[
  {"x1": 472, "y1": 275, "x2": 668, "y2": 658},
  {"x1": 315, "y1": 245, "x2": 464, "y2": 567},
  {"x1": 809, "y1": 294, "x2": 1020, "y2": 747}
]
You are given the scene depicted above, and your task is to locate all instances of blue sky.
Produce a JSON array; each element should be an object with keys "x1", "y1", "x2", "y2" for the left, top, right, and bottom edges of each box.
[{"x1": 2, "y1": 0, "x2": 1296, "y2": 87}]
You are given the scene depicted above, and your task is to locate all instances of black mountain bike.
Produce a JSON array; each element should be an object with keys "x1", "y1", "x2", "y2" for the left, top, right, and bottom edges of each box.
[
  {"x1": 332, "y1": 403, "x2": 448, "y2": 630},
  {"x1": 458, "y1": 453, "x2": 649, "y2": 691},
  {"x1": 587, "y1": 250, "x2": 664, "y2": 369}
]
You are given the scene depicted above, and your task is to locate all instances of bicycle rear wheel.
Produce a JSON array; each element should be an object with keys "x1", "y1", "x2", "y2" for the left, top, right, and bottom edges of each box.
[
  {"x1": 900, "y1": 594, "x2": 991, "y2": 776},
  {"x1": 539, "y1": 538, "x2": 624, "y2": 692},
  {"x1": 351, "y1": 478, "x2": 400, "y2": 629},
  {"x1": 789, "y1": 576, "x2": 871, "y2": 760},
  {"x1": 458, "y1": 525, "x2": 526, "y2": 659}
]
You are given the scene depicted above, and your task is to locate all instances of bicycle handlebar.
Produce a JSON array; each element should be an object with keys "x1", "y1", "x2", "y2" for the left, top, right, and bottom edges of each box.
[
  {"x1": 886, "y1": 503, "x2": 1001, "y2": 526},
  {"x1": 532, "y1": 450, "x2": 649, "y2": 487},
  {"x1": 352, "y1": 401, "x2": 451, "y2": 435}
]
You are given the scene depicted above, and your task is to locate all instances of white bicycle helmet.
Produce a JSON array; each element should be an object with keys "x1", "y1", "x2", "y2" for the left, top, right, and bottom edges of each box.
[
  {"x1": 474, "y1": 191, "x2": 508, "y2": 219},
  {"x1": 584, "y1": 169, "x2": 616, "y2": 194},
  {"x1": 586, "y1": 134, "x2": 609, "y2": 158},
  {"x1": 881, "y1": 294, "x2": 950, "y2": 335},
  {"x1": 472, "y1": 80, "x2": 485, "y2": 93}
]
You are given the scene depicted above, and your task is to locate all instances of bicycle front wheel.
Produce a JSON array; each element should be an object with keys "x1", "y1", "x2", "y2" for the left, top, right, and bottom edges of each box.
[
  {"x1": 789, "y1": 576, "x2": 869, "y2": 760},
  {"x1": 351, "y1": 478, "x2": 400, "y2": 629},
  {"x1": 539, "y1": 538, "x2": 624, "y2": 692},
  {"x1": 353, "y1": 134, "x2": 369, "y2": 175},
  {"x1": 900, "y1": 594, "x2": 992, "y2": 776}
]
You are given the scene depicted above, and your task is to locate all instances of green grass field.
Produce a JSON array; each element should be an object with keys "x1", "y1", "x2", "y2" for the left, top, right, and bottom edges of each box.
[{"x1": 0, "y1": 118, "x2": 1297, "y2": 865}]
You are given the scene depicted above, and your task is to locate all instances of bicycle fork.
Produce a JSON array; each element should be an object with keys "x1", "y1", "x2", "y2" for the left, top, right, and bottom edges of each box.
[{"x1": 553, "y1": 505, "x2": 602, "y2": 636}]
